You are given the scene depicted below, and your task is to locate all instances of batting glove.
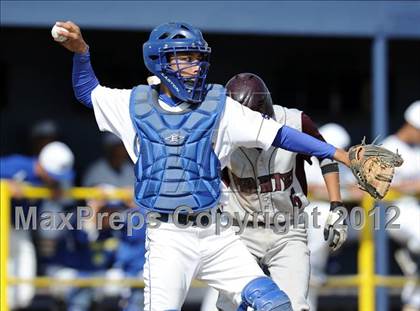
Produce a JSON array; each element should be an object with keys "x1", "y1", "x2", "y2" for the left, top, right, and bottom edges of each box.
[{"x1": 323, "y1": 201, "x2": 348, "y2": 252}]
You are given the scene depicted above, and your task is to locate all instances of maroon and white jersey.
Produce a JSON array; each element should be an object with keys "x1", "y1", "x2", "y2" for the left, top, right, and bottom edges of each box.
[{"x1": 225, "y1": 105, "x2": 334, "y2": 223}]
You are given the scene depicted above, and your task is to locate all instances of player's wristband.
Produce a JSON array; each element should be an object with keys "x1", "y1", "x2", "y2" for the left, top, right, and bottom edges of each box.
[
  {"x1": 321, "y1": 163, "x2": 339, "y2": 175},
  {"x1": 329, "y1": 201, "x2": 344, "y2": 211}
]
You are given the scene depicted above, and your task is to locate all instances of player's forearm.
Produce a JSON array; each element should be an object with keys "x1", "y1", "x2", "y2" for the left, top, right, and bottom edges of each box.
[
  {"x1": 272, "y1": 126, "x2": 351, "y2": 167},
  {"x1": 323, "y1": 171, "x2": 342, "y2": 202},
  {"x1": 333, "y1": 148, "x2": 351, "y2": 167},
  {"x1": 72, "y1": 49, "x2": 99, "y2": 108},
  {"x1": 391, "y1": 180, "x2": 420, "y2": 194},
  {"x1": 272, "y1": 126, "x2": 336, "y2": 159}
]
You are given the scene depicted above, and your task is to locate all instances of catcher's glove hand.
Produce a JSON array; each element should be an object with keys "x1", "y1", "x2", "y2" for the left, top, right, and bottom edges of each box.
[
  {"x1": 324, "y1": 201, "x2": 348, "y2": 252},
  {"x1": 348, "y1": 138, "x2": 403, "y2": 200}
]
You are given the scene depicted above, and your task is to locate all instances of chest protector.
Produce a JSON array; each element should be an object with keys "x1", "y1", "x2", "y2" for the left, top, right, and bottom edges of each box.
[
  {"x1": 129, "y1": 84, "x2": 226, "y2": 213},
  {"x1": 226, "y1": 106, "x2": 310, "y2": 220}
]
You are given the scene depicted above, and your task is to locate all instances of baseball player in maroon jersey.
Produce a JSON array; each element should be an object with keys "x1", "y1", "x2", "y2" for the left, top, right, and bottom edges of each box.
[{"x1": 214, "y1": 73, "x2": 348, "y2": 311}]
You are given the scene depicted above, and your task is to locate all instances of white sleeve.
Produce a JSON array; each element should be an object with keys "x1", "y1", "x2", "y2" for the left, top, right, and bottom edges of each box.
[
  {"x1": 304, "y1": 158, "x2": 324, "y2": 185},
  {"x1": 221, "y1": 97, "x2": 281, "y2": 149},
  {"x1": 91, "y1": 85, "x2": 138, "y2": 162}
]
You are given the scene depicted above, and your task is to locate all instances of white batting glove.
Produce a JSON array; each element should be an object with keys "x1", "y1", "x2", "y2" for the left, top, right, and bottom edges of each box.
[{"x1": 323, "y1": 202, "x2": 348, "y2": 252}]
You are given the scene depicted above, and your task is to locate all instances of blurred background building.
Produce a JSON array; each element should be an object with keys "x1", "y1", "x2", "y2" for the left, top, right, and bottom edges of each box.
[{"x1": 2, "y1": 2, "x2": 419, "y2": 177}]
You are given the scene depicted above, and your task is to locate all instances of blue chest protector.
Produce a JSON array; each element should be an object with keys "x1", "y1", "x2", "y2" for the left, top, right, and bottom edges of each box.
[{"x1": 129, "y1": 84, "x2": 226, "y2": 213}]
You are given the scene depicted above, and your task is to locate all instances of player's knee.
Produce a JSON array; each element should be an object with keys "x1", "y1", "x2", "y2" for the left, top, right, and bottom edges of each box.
[{"x1": 239, "y1": 276, "x2": 292, "y2": 311}]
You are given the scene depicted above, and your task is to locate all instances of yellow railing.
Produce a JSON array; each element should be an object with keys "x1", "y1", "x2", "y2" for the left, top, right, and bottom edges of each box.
[
  {"x1": 0, "y1": 181, "x2": 133, "y2": 311},
  {"x1": 6, "y1": 277, "x2": 207, "y2": 288},
  {"x1": 357, "y1": 189, "x2": 419, "y2": 310},
  {"x1": 1, "y1": 181, "x2": 11, "y2": 311},
  {"x1": 0, "y1": 180, "x2": 419, "y2": 311}
]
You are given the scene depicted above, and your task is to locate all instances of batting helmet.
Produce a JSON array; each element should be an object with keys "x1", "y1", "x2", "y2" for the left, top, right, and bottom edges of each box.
[
  {"x1": 225, "y1": 73, "x2": 274, "y2": 117},
  {"x1": 143, "y1": 22, "x2": 211, "y2": 103}
]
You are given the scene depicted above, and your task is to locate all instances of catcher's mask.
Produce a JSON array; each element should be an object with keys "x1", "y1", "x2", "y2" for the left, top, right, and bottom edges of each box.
[
  {"x1": 143, "y1": 22, "x2": 211, "y2": 104},
  {"x1": 226, "y1": 73, "x2": 274, "y2": 117}
]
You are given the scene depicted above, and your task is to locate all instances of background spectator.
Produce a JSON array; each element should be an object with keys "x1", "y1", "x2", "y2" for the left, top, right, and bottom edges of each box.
[
  {"x1": 82, "y1": 133, "x2": 135, "y2": 188},
  {"x1": 382, "y1": 101, "x2": 420, "y2": 311},
  {"x1": 0, "y1": 141, "x2": 75, "y2": 310}
]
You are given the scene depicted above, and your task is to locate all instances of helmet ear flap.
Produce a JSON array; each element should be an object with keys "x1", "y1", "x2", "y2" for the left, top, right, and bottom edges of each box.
[{"x1": 148, "y1": 54, "x2": 159, "y2": 61}]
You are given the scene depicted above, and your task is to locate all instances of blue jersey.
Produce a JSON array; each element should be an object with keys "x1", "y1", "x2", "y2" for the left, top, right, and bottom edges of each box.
[
  {"x1": 115, "y1": 210, "x2": 146, "y2": 276},
  {"x1": 0, "y1": 155, "x2": 41, "y2": 185},
  {"x1": 52, "y1": 214, "x2": 118, "y2": 271}
]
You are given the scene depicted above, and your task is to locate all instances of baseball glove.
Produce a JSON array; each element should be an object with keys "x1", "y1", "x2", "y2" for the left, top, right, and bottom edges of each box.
[{"x1": 348, "y1": 138, "x2": 403, "y2": 200}]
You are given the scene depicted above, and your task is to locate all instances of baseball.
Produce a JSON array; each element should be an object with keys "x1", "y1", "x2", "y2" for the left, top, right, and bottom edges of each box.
[{"x1": 51, "y1": 24, "x2": 69, "y2": 43}]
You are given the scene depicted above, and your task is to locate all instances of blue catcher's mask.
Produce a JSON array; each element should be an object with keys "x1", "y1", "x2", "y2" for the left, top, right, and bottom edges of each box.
[{"x1": 143, "y1": 22, "x2": 211, "y2": 103}]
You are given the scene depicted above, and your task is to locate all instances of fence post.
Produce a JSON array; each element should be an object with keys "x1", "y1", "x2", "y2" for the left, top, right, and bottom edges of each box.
[
  {"x1": 372, "y1": 33, "x2": 389, "y2": 311},
  {"x1": 358, "y1": 195, "x2": 375, "y2": 311}
]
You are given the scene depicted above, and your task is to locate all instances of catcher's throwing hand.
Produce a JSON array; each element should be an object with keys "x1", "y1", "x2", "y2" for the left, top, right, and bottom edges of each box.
[
  {"x1": 53, "y1": 21, "x2": 88, "y2": 54},
  {"x1": 323, "y1": 201, "x2": 348, "y2": 251},
  {"x1": 348, "y1": 138, "x2": 404, "y2": 200}
]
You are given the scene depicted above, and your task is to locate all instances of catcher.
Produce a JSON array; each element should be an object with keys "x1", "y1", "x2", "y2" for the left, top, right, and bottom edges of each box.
[{"x1": 57, "y1": 18, "x2": 400, "y2": 310}]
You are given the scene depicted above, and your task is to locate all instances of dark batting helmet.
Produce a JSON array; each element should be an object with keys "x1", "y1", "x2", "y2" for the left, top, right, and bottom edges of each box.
[{"x1": 225, "y1": 73, "x2": 274, "y2": 117}]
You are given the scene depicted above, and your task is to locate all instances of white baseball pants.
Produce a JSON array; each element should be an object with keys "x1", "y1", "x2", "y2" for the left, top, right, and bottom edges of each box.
[{"x1": 143, "y1": 221, "x2": 265, "y2": 311}]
